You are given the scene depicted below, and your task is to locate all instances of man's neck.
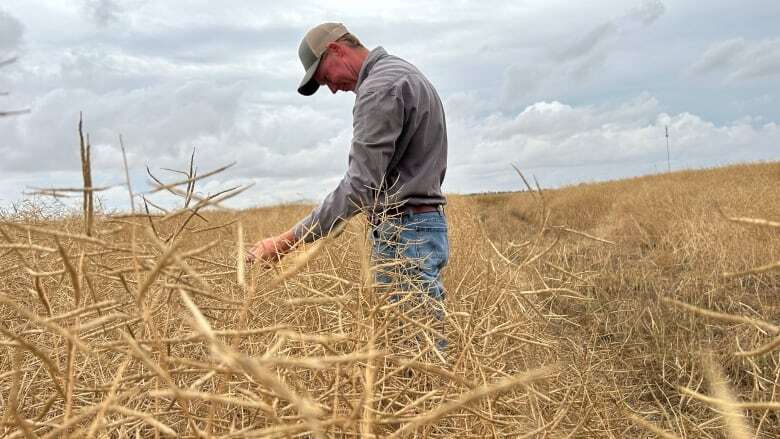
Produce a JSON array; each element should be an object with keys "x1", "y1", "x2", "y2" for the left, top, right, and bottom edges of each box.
[{"x1": 349, "y1": 47, "x2": 370, "y2": 75}]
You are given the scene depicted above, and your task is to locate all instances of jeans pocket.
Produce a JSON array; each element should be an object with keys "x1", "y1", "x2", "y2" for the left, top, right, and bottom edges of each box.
[{"x1": 412, "y1": 228, "x2": 449, "y2": 275}]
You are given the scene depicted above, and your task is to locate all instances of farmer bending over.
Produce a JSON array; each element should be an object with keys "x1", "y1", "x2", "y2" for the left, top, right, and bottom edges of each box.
[{"x1": 246, "y1": 23, "x2": 449, "y2": 352}]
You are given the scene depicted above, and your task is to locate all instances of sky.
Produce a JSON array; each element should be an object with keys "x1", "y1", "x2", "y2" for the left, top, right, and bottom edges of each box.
[{"x1": 0, "y1": 0, "x2": 778, "y2": 214}]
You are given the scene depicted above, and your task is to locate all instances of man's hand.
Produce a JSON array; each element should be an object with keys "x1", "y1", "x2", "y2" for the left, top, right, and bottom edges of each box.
[{"x1": 245, "y1": 230, "x2": 296, "y2": 265}]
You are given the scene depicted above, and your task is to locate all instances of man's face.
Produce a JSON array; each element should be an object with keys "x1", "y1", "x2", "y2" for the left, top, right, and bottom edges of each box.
[{"x1": 313, "y1": 43, "x2": 357, "y2": 94}]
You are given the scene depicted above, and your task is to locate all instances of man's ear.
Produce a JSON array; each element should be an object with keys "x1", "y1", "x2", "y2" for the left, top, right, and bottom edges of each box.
[{"x1": 326, "y1": 41, "x2": 343, "y2": 56}]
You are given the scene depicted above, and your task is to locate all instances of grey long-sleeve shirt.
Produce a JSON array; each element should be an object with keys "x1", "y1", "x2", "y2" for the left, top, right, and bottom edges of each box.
[{"x1": 292, "y1": 47, "x2": 448, "y2": 243}]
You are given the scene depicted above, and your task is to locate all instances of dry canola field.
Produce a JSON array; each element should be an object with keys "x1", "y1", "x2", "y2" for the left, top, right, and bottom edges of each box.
[{"x1": 0, "y1": 161, "x2": 778, "y2": 438}]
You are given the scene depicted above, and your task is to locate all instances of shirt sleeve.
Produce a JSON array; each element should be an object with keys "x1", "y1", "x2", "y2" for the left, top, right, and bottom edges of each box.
[{"x1": 292, "y1": 85, "x2": 403, "y2": 243}]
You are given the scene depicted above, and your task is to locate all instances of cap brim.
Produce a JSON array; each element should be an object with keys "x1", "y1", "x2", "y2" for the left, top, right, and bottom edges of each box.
[{"x1": 297, "y1": 57, "x2": 322, "y2": 96}]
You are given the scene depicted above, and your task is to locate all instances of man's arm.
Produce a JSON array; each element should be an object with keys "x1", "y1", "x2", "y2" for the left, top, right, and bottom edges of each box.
[
  {"x1": 247, "y1": 85, "x2": 403, "y2": 263},
  {"x1": 292, "y1": 87, "x2": 403, "y2": 242}
]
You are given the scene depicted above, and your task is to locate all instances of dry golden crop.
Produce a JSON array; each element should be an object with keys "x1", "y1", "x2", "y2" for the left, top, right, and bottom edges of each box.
[{"x1": 0, "y1": 158, "x2": 778, "y2": 438}]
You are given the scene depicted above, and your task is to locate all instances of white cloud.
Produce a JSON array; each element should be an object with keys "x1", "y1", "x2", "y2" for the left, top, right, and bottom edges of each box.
[{"x1": 443, "y1": 93, "x2": 779, "y2": 192}]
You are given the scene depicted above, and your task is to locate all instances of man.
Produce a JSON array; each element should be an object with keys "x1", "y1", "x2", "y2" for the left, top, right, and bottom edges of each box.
[{"x1": 246, "y1": 22, "x2": 449, "y2": 351}]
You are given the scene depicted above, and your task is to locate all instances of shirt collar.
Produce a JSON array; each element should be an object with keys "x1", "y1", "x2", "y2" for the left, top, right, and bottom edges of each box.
[{"x1": 355, "y1": 46, "x2": 388, "y2": 92}]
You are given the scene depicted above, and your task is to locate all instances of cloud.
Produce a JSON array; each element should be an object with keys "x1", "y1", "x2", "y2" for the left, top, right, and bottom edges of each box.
[
  {"x1": 0, "y1": 70, "x2": 354, "y2": 213},
  {"x1": 83, "y1": 0, "x2": 124, "y2": 26},
  {"x1": 0, "y1": 8, "x2": 24, "y2": 55},
  {"x1": 1, "y1": 85, "x2": 778, "y2": 212},
  {"x1": 502, "y1": 0, "x2": 666, "y2": 103},
  {"x1": 688, "y1": 38, "x2": 780, "y2": 81},
  {"x1": 0, "y1": 0, "x2": 778, "y2": 213},
  {"x1": 0, "y1": 80, "x2": 246, "y2": 173},
  {"x1": 500, "y1": 64, "x2": 549, "y2": 103},
  {"x1": 443, "y1": 92, "x2": 779, "y2": 192},
  {"x1": 688, "y1": 38, "x2": 746, "y2": 76},
  {"x1": 555, "y1": 0, "x2": 665, "y2": 62},
  {"x1": 622, "y1": 0, "x2": 666, "y2": 27}
]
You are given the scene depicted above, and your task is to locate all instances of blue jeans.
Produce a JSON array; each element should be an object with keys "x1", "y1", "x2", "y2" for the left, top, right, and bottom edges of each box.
[{"x1": 370, "y1": 208, "x2": 449, "y2": 352}]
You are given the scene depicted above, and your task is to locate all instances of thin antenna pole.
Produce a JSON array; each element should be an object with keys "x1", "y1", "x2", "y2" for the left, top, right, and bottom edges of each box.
[{"x1": 665, "y1": 125, "x2": 671, "y2": 173}]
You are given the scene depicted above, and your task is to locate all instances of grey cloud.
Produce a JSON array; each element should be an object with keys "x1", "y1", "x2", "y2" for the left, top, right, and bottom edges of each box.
[
  {"x1": 84, "y1": 0, "x2": 123, "y2": 27},
  {"x1": 730, "y1": 39, "x2": 780, "y2": 80},
  {"x1": 688, "y1": 38, "x2": 746, "y2": 76},
  {"x1": 0, "y1": 9, "x2": 24, "y2": 54},
  {"x1": 555, "y1": 23, "x2": 616, "y2": 62},
  {"x1": 500, "y1": 64, "x2": 549, "y2": 103},
  {"x1": 622, "y1": 0, "x2": 666, "y2": 27},
  {"x1": 568, "y1": 48, "x2": 609, "y2": 81},
  {"x1": 556, "y1": 1, "x2": 665, "y2": 63},
  {"x1": 502, "y1": 0, "x2": 667, "y2": 105},
  {"x1": 12, "y1": 43, "x2": 297, "y2": 100},
  {"x1": 688, "y1": 38, "x2": 780, "y2": 81}
]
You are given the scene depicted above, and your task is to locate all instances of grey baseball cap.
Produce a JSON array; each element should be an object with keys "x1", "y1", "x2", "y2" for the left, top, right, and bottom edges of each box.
[{"x1": 297, "y1": 22, "x2": 349, "y2": 96}]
